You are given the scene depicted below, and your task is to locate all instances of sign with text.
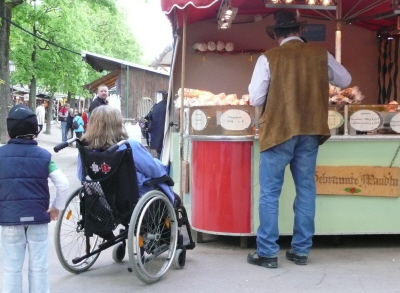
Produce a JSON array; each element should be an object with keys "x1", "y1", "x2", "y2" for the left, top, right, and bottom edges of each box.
[
  {"x1": 191, "y1": 109, "x2": 208, "y2": 131},
  {"x1": 302, "y1": 24, "x2": 326, "y2": 41},
  {"x1": 220, "y1": 109, "x2": 252, "y2": 131},
  {"x1": 315, "y1": 166, "x2": 400, "y2": 197},
  {"x1": 349, "y1": 110, "x2": 383, "y2": 132},
  {"x1": 328, "y1": 110, "x2": 344, "y2": 129},
  {"x1": 390, "y1": 112, "x2": 400, "y2": 133}
]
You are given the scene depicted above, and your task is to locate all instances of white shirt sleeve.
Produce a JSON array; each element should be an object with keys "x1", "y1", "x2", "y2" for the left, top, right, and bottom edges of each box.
[
  {"x1": 327, "y1": 53, "x2": 352, "y2": 88},
  {"x1": 49, "y1": 169, "x2": 69, "y2": 210},
  {"x1": 248, "y1": 54, "x2": 270, "y2": 107}
]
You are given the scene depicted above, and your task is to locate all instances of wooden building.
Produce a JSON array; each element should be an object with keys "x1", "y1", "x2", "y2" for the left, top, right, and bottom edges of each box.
[{"x1": 82, "y1": 51, "x2": 169, "y2": 119}]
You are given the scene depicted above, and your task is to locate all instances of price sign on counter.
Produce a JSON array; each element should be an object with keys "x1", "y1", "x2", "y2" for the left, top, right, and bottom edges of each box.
[
  {"x1": 390, "y1": 112, "x2": 400, "y2": 133},
  {"x1": 349, "y1": 110, "x2": 383, "y2": 132},
  {"x1": 191, "y1": 109, "x2": 208, "y2": 131},
  {"x1": 220, "y1": 109, "x2": 252, "y2": 131},
  {"x1": 328, "y1": 110, "x2": 344, "y2": 129}
]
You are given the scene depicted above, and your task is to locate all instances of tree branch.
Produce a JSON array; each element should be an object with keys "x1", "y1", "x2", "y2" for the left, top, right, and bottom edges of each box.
[{"x1": 6, "y1": 0, "x2": 24, "y2": 9}]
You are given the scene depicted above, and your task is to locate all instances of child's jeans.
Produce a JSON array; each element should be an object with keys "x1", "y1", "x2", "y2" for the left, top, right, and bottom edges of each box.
[{"x1": 1, "y1": 224, "x2": 49, "y2": 293}]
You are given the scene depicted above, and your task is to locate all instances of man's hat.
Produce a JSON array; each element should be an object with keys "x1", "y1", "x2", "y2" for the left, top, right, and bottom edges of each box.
[
  {"x1": 265, "y1": 10, "x2": 307, "y2": 39},
  {"x1": 7, "y1": 104, "x2": 38, "y2": 138}
]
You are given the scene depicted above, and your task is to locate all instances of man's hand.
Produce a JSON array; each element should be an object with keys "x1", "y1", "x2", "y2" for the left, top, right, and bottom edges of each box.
[{"x1": 47, "y1": 206, "x2": 60, "y2": 221}]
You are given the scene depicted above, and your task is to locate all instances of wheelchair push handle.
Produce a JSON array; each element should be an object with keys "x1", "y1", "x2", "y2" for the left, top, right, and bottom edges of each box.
[
  {"x1": 53, "y1": 138, "x2": 79, "y2": 153},
  {"x1": 105, "y1": 140, "x2": 130, "y2": 154}
]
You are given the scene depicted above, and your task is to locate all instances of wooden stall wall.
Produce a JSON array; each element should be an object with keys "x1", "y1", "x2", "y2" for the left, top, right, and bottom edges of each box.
[
  {"x1": 120, "y1": 67, "x2": 169, "y2": 119},
  {"x1": 172, "y1": 14, "x2": 379, "y2": 104}
]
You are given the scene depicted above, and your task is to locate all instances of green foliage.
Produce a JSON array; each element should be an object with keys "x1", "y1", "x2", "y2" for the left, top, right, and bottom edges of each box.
[{"x1": 9, "y1": 0, "x2": 142, "y2": 96}]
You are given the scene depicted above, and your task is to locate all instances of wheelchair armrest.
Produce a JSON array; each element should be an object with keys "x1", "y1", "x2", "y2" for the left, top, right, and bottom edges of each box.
[{"x1": 143, "y1": 175, "x2": 174, "y2": 187}]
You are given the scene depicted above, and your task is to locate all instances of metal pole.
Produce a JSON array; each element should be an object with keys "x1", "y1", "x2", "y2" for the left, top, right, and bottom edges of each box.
[
  {"x1": 335, "y1": 0, "x2": 342, "y2": 63},
  {"x1": 179, "y1": 9, "x2": 187, "y2": 199}
]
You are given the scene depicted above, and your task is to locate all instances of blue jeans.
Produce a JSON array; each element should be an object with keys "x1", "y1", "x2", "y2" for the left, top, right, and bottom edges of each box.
[
  {"x1": 61, "y1": 121, "x2": 67, "y2": 142},
  {"x1": 256, "y1": 135, "x2": 319, "y2": 258},
  {"x1": 1, "y1": 224, "x2": 49, "y2": 293}
]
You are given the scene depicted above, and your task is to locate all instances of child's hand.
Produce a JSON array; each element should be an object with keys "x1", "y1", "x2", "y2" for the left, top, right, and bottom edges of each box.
[{"x1": 47, "y1": 206, "x2": 60, "y2": 221}]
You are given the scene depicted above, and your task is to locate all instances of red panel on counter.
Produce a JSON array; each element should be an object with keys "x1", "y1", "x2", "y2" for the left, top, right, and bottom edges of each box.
[{"x1": 191, "y1": 141, "x2": 252, "y2": 234}]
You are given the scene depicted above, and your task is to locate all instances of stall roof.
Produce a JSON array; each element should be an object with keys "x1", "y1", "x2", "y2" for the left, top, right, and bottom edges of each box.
[
  {"x1": 82, "y1": 51, "x2": 169, "y2": 76},
  {"x1": 83, "y1": 70, "x2": 120, "y2": 93},
  {"x1": 161, "y1": 0, "x2": 398, "y2": 33}
]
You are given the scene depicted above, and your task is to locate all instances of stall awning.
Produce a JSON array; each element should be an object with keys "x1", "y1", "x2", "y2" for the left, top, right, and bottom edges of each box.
[
  {"x1": 161, "y1": 0, "x2": 398, "y2": 33},
  {"x1": 83, "y1": 70, "x2": 120, "y2": 93}
]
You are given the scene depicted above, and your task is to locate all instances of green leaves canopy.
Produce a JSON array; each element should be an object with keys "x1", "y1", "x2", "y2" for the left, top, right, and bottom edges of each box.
[{"x1": 10, "y1": 0, "x2": 142, "y2": 96}]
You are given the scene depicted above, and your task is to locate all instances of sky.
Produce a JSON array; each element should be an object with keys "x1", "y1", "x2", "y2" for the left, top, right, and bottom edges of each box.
[{"x1": 116, "y1": 0, "x2": 173, "y2": 64}]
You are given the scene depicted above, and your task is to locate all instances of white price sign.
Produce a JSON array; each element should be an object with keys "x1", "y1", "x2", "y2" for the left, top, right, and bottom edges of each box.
[
  {"x1": 390, "y1": 112, "x2": 400, "y2": 133},
  {"x1": 328, "y1": 110, "x2": 344, "y2": 129},
  {"x1": 220, "y1": 109, "x2": 252, "y2": 131},
  {"x1": 191, "y1": 109, "x2": 208, "y2": 131},
  {"x1": 349, "y1": 110, "x2": 382, "y2": 132}
]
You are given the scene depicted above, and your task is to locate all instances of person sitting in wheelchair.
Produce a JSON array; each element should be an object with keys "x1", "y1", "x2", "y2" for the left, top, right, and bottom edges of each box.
[{"x1": 76, "y1": 105, "x2": 174, "y2": 203}]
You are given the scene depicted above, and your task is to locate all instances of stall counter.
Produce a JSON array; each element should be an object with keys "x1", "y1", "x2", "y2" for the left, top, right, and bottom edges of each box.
[{"x1": 170, "y1": 133, "x2": 400, "y2": 238}]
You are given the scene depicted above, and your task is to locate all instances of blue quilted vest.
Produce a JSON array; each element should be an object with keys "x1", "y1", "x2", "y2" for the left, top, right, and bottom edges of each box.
[{"x1": 0, "y1": 138, "x2": 51, "y2": 225}]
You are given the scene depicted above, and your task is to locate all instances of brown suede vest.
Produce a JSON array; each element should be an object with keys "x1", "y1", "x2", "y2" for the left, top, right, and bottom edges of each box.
[{"x1": 258, "y1": 40, "x2": 330, "y2": 152}]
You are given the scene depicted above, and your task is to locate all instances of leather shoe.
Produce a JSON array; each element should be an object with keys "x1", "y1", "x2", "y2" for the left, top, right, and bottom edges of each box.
[
  {"x1": 286, "y1": 250, "x2": 308, "y2": 265},
  {"x1": 247, "y1": 252, "x2": 278, "y2": 268}
]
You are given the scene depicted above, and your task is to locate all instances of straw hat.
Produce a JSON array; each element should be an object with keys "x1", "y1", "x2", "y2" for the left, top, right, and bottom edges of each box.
[{"x1": 266, "y1": 10, "x2": 307, "y2": 39}]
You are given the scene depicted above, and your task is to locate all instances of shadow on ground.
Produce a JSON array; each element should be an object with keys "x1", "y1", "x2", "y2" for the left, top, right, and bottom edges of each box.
[{"x1": 197, "y1": 234, "x2": 400, "y2": 250}]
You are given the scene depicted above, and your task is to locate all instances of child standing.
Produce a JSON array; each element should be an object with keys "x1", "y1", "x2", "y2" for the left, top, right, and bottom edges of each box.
[
  {"x1": 0, "y1": 105, "x2": 69, "y2": 293},
  {"x1": 73, "y1": 113, "x2": 84, "y2": 148}
]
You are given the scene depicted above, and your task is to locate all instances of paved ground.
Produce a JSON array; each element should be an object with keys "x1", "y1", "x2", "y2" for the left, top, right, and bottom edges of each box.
[{"x1": 1, "y1": 125, "x2": 400, "y2": 292}]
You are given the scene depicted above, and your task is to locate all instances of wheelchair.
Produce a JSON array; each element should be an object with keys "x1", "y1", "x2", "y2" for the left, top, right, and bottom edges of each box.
[{"x1": 53, "y1": 138, "x2": 195, "y2": 284}]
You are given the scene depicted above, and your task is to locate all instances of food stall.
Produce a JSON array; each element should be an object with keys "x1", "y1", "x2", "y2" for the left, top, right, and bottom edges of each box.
[{"x1": 161, "y1": 0, "x2": 400, "y2": 243}]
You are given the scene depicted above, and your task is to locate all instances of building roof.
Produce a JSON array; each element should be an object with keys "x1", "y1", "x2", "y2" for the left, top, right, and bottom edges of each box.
[
  {"x1": 83, "y1": 70, "x2": 120, "y2": 93},
  {"x1": 82, "y1": 51, "x2": 169, "y2": 76}
]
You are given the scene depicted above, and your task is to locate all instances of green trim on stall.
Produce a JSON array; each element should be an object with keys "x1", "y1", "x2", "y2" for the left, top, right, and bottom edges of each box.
[{"x1": 252, "y1": 139, "x2": 400, "y2": 235}]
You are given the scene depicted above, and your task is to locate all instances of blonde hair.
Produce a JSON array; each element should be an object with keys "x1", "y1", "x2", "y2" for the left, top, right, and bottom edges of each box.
[{"x1": 82, "y1": 106, "x2": 128, "y2": 150}]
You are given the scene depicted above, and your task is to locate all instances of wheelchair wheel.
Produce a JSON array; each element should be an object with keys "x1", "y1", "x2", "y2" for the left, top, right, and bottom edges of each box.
[
  {"x1": 127, "y1": 190, "x2": 178, "y2": 284},
  {"x1": 112, "y1": 243, "x2": 126, "y2": 262},
  {"x1": 55, "y1": 187, "x2": 102, "y2": 273},
  {"x1": 173, "y1": 248, "x2": 186, "y2": 269}
]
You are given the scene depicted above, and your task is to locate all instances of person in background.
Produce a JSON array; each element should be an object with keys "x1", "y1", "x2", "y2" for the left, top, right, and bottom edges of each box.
[
  {"x1": 66, "y1": 108, "x2": 75, "y2": 140},
  {"x1": 246, "y1": 10, "x2": 351, "y2": 269},
  {"x1": 89, "y1": 84, "x2": 109, "y2": 117},
  {"x1": 0, "y1": 104, "x2": 69, "y2": 293},
  {"x1": 35, "y1": 101, "x2": 46, "y2": 133},
  {"x1": 82, "y1": 108, "x2": 88, "y2": 133},
  {"x1": 146, "y1": 92, "x2": 168, "y2": 159},
  {"x1": 73, "y1": 112, "x2": 84, "y2": 147},
  {"x1": 58, "y1": 103, "x2": 69, "y2": 142}
]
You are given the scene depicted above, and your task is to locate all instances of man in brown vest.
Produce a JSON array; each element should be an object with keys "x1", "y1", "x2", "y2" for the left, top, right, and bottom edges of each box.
[{"x1": 247, "y1": 10, "x2": 351, "y2": 268}]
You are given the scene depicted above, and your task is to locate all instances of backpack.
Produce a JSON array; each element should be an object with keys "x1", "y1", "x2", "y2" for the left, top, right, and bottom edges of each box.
[{"x1": 72, "y1": 120, "x2": 79, "y2": 129}]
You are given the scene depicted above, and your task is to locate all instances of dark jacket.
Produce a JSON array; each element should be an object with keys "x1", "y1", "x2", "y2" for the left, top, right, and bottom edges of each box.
[
  {"x1": 0, "y1": 138, "x2": 51, "y2": 225},
  {"x1": 66, "y1": 111, "x2": 74, "y2": 128},
  {"x1": 148, "y1": 100, "x2": 167, "y2": 152},
  {"x1": 89, "y1": 97, "x2": 108, "y2": 115}
]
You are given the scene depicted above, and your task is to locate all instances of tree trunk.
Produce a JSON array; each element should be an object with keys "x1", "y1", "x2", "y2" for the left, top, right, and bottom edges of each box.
[
  {"x1": 0, "y1": 2, "x2": 12, "y2": 143},
  {"x1": 0, "y1": 0, "x2": 24, "y2": 143},
  {"x1": 29, "y1": 23, "x2": 37, "y2": 111},
  {"x1": 29, "y1": 75, "x2": 37, "y2": 110},
  {"x1": 45, "y1": 96, "x2": 54, "y2": 135}
]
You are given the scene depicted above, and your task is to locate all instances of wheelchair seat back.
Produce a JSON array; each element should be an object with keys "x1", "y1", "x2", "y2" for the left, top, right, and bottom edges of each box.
[{"x1": 79, "y1": 143, "x2": 139, "y2": 237}]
